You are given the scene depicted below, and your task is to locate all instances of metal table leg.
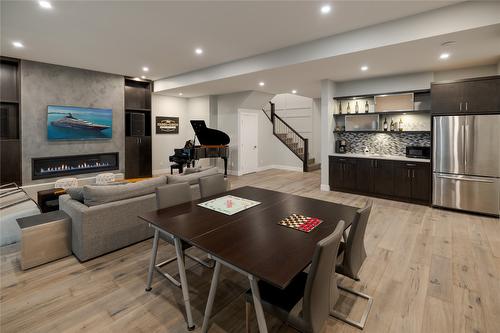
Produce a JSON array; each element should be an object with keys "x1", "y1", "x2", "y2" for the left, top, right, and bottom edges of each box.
[
  {"x1": 248, "y1": 275, "x2": 268, "y2": 333},
  {"x1": 145, "y1": 228, "x2": 160, "y2": 292},
  {"x1": 174, "y1": 237, "x2": 195, "y2": 330},
  {"x1": 201, "y1": 261, "x2": 222, "y2": 333}
]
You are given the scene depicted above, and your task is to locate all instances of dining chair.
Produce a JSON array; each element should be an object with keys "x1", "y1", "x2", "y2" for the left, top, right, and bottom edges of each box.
[
  {"x1": 330, "y1": 200, "x2": 373, "y2": 329},
  {"x1": 245, "y1": 221, "x2": 345, "y2": 333},
  {"x1": 145, "y1": 183, "x2": 212, "y2": 290},
  {"x1": 198, "y1": 174, "x2": 228, "y2": 198}
]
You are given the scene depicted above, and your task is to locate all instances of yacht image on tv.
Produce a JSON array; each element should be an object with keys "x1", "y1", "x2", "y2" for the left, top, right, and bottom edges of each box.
[{"x1": 51, "y1": 113, "x2": 110, "y2": 131}]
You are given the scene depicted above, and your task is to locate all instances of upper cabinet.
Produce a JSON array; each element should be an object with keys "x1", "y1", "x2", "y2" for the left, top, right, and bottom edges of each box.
[{"x1": 431, "y1": 76, "x2": 500, "y2": 115}]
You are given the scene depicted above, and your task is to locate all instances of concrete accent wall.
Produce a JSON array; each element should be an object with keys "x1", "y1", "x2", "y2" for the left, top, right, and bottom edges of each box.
[
  {"x1": 151, "y1": 94, "x2": 210, "y2": 174},
  {"x1": 20, "y1": 60, "x2": 125, "y2": 185}
]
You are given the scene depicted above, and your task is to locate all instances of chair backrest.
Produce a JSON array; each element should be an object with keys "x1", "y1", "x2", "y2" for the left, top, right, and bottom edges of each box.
[
  {"x1": 198, "y1": 174, "x2": 227, "y2": 198},
  {"x1": 302, "y1": 220, "x2": 345, "y2": 333},
  {"x1": 339, "y1": 200, "x2": 372, "y2": 280},
  {"x1": 54, "y1": 178, "x2": 78, "y2": 190},
  {"x1": 155, "y1": 183, "x2": 192, "y2": 210},
  {"x1": 95, "y1": 173, "x2": 115, "y2": 185}
]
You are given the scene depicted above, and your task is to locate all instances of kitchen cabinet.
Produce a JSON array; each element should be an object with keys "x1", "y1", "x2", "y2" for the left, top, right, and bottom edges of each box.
[
  {"x1": 431, "y1": 76, "x2": 500, "y2": 114},
  {"x1": 329, "y1": 156, "x2": 430, "y2": 205}
]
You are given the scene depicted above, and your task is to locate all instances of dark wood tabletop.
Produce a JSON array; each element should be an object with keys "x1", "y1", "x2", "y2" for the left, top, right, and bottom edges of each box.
[{"x1": 139, "y1": 186, "x2": 358, "y2": 289}]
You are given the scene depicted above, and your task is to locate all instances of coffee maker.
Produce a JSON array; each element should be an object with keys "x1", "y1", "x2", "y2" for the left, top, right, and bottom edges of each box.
[{"x1": 335, "y1": 139, "x2": 347, "y2": 153}]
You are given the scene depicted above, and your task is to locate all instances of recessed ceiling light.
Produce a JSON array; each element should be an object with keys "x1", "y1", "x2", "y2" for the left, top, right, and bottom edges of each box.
[
  {"x1": 439, "y1": 53, "x2": 450, "y2": 60},
  {"x1": 195, "y1": 48, "x2": 203, "y2": 55},
  {"x1": 259, "y1": 82, "x2": 265, "y2": 87},
  {"x1": 12, "y1": 41, "x2": 24, "y2": 48},
  {"x1": 292, "y1": 90, "x2": 297, "y2": 94},
  {"x1": 321, "y1": 5, "x2": 331, "y2": 14},
  {"x1": 39, "y1": 1, "x2": 52, "y2": 9},
  {"x1": 361, "y1": 66, "x2": 368, "y2": 71},
  {"x1": 141, "y1": 75, "x2": 146, "y2": 79},
  {"x1": 179, "y1": 93, "x2": 183, "y2": 96},
  {"x1": 142, "y1": 66, "x2": 149, "y2": 72}
]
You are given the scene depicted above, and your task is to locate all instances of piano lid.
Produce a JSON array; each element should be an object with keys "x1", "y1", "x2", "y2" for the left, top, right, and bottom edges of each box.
[{"x1": 190, "y1": 120, "x2": 230, "y2": 146}]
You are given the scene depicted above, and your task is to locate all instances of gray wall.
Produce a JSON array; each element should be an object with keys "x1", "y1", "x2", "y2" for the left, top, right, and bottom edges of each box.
[{"x1": 21, "y1": 60, "x2": 125, "y2": 185}]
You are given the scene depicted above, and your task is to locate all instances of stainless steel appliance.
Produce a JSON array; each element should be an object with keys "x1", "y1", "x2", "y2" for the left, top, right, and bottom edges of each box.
[
  {"x1": 433, "y1": 115, "x2": 500, "y2": 215},
  {"x1": 335, "y1": 139, "x2": 347, "y2": 153},
  {"x1": 406, "y1": 146, "x2": 431, "y2": 159}
]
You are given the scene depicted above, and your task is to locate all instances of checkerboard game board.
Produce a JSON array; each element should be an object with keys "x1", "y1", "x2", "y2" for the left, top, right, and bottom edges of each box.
[
  {"x1": 197, "y1": 195, "x2": 261, "y2": 215},
  {"x1": 278, "y1": 214, "x2": 323, "y2": 233}
]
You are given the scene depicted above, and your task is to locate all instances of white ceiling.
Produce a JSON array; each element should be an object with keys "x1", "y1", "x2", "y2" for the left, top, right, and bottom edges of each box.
[
  {"x1": 1, "y1": 0, "x2": 457, "y2": 80},
  {"x1": 158, "y1": 24, "x2": 500, "y2": 98}
]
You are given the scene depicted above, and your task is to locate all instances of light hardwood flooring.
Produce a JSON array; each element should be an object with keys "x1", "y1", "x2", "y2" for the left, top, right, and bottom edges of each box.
[{"x1": 1, "y1": 169, "x2": 499, "y2": 332}]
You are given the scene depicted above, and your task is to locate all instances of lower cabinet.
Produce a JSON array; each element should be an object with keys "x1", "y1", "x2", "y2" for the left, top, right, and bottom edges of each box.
[
  {"x1": 329, "y1": 156, "x2": 430, "y2": 204},
  {"x1": 125, "y1": 136, "x2": 152, "y2": 178}
]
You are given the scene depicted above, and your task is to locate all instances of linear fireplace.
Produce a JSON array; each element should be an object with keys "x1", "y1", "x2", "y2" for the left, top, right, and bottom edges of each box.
[{"x1": 32, "y1": 152, "x2": 119, "y2": 180}]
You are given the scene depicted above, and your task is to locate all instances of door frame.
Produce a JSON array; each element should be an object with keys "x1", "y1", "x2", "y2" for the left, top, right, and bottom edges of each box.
[{"x1": 238, "y1": 110, "x2": 259, "y2": 175}]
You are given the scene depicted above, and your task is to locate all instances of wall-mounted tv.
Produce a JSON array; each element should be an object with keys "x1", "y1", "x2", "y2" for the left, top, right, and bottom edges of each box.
[{"x1": 47, "y1": 105, "x2": 112, "y2": 140}]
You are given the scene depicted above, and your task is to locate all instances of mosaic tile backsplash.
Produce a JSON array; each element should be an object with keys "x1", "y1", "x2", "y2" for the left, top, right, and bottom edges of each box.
[{"x1": 336, "y1": 132, "x2": 431, "y2": 156}]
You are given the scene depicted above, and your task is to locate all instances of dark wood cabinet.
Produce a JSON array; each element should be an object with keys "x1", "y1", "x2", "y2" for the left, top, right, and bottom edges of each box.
[
  {"x1": 125, "y1": 136, "x2": 152, "y2": 178},
  {"x1": 431, "y1": 76, "x2": 500, "y2": 115},
  {"x1": 329, "y1": 156, "x2": 430, "y2": 205},
  {"x1": 0, "y1": 139, "x2": 21, "y2": 185},
  {"x1": 372, "y1": 159, "x2": 394, "y2": 197},
  {"x1": 124, "y1": 78, "x2": 152, "y2": 179}
]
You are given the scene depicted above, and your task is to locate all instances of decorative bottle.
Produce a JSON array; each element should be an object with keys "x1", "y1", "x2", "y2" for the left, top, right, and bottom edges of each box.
[
  {"x1": 365, "y1": 101, "x2": 369, "y2": 113},
  {"x1": 338, "y1": 101, "x2": 342, "y2": 114},
  {"x1": 383, "y1": 117, "x2": 388, "y2": 131},
  {"x1": 399, "y1": 118, "x2": 403, "y2": 131},
  {"x1": 355, "y1": 101, "x2": 359, "y2": 114},
  {"x1": 347, "y1": 102, "x2": 351, "y2": 114},
  {"x1": 390, "y1": 118, "x2": 395, "y2": 131}
]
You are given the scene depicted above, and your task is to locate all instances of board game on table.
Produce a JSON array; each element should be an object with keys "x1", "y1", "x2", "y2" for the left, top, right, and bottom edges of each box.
[{"x1": 197, "y1": 195, "x2": 261, "y2": 215}]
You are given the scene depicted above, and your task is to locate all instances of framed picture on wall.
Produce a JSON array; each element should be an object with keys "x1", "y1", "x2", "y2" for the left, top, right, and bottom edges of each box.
[{"x1": 156, "y1": 116, "x2": 179, "y2": 134}]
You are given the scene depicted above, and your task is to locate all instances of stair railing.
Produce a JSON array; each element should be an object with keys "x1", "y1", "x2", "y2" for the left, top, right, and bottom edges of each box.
[{"x1": 265, "y1": 102, "x2": 309, "y2": 172}]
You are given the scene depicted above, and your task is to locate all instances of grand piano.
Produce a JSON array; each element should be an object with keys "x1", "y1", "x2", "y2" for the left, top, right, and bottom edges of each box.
[{"x1": 169, "y1": 120, "x2": 230, "y2": 176}]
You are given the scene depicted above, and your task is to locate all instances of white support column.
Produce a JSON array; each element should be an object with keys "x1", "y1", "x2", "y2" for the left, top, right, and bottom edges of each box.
[{"x1": 320, "y1": 79, "x2": 336, "y2": 191}]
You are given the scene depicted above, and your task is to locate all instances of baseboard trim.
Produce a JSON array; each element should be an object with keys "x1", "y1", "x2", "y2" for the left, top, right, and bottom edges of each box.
[{"x1": 320, "y1": 184, "x2": 330, "y2": 191}]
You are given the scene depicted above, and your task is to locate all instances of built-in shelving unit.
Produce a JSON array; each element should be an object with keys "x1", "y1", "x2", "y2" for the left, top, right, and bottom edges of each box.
[
  {"x1": 0, "y1": 57, "x2": 22, "y2": 185},
  {"x1": 124, "y1": 77, "x2": 152, "y2": 179}
]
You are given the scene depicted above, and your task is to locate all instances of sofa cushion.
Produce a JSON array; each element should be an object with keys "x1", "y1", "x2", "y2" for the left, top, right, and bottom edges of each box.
[
  {"x1": 66, "y1": 186, "x2": 84, "y2": 202},
  {"x1": 167, "y1": 167, "x2": 218, "y2": 185},
  {"x1": 83, "y1": 176, "x2": 167, "y2": 206}
]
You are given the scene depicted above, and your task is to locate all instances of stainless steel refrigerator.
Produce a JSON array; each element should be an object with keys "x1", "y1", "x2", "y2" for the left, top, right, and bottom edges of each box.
[{"x1": 433, "y1": 114, "x2": 500, "y2": 215}]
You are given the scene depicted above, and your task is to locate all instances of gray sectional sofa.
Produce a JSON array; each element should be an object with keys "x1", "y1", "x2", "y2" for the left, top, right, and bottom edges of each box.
[{"x1": 59, "y1": 167, "x2": 219, "y2": 261}]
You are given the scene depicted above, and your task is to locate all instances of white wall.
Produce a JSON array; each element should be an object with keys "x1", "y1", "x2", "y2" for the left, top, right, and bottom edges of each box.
[
  {"x1": 152, "y1": 94, "x2": 210, "y2": 174},
  {"x1": 434, "y1": 64, "x2": 498, "y2": 81}
]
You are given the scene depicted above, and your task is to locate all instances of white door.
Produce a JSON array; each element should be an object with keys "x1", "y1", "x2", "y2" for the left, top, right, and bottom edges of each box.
[{"x1": 240, "y1": 112, "x2": 259, "y2": 174}]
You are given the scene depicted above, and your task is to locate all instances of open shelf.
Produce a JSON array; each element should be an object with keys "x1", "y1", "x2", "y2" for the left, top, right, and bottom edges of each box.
[{"x1": 334, "y1": 109, "x2": 430, "y2": 117}]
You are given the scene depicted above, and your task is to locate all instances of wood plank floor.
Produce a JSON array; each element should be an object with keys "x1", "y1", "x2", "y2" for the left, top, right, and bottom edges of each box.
[{"x1": 1, "y1": 169, "x2": 499, "y2": 332}]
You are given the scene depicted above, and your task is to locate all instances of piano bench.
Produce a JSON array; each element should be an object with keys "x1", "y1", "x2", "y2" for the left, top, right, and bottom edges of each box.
[{"x1": 170, "y1": 163, "x2": 183, "y2": 175}]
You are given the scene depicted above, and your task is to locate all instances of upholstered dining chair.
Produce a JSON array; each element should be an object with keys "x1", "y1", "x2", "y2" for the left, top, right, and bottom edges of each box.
[
  {"x1": 245, "y1": 221, "x2": 345, "y2": 333},
  {"x1": 330, "y1": 200, "x2": 373, "y2": 329},
  {"x1": 145, "y1": 183, "x2": 212, "y2": 290},
  {"x1": 198, "y1": 174, "x2": 228, "y2": 198}
]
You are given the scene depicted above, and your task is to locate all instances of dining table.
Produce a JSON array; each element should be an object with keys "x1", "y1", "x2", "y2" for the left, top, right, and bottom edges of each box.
[{"x1": 139, "y1": 186, "x2": 358, "y2": 332}]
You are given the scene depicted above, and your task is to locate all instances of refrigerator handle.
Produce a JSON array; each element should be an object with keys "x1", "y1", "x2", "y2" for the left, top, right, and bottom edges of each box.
[
  {"x1": 436, "y1": 174, "x2": 495, "y2": 183},
  {"x1": 462, "y1": 124, "x2": 466, "y2": 168}
]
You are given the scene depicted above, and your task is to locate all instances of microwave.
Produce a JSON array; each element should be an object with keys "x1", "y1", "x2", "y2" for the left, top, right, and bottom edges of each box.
[{"x1": 406, "y1": 146, "x2": 431, "y2": 159}]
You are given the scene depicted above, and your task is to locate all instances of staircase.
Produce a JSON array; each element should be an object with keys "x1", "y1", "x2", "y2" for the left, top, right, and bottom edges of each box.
[{"x1": 262, "y1": 102, "x2": 320, "y2": 172}]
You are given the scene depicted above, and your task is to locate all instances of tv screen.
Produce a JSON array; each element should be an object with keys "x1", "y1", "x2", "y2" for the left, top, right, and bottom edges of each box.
[{"x1": 47, "y1": 105, "x2": 112, "y2": 140}]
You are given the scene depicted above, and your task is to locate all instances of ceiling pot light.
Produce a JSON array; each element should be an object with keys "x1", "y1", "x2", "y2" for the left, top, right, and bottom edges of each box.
[
  {"x1": 195, "y1": 48, "x2": 203, "y2": 55},
  {"x1": 142, "y1": 66, "x2": 149, "y2": 72},
  {"x1": 292, "y1": 90, "x2": 297, "y2": 94},
  {"x1": 179, "y1": 93, "x2": 183, "y2": 96},
  {"x1": 39, "y1": 1, "x2": 52, "y2": 9},
  {"x1": 361, "y1": 66, "x2": 368, "y2": 71},
  {"x1": 321, "y1": 5, "x2": 331, "y2": 14},
  {"x1": 259, "y1": 82, "x2": 265, "y2": 87},
  {"x1": 439, "y1": 53, "x2": 450, "y2": 60},
  {"x1": 141, "y1": 76, "x2": 146, "y2": 79},
  {"x1": 12, "y1": 41, "x2": 24, "y2": 48}
]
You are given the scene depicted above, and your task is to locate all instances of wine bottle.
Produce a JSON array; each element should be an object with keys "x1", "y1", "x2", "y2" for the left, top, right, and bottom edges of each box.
[
  {"x1": 355, "y1": 101, "x2": 359, "y2": 114},
  {"x1": 338, "y1": 101, "x2": 342, "y2": 114},
  {"x1": 383, "y1": 117, "x2": 388, "y2": 131},
  {"x1": 347, "y1": 102, "x2": 351, "y2": 114},
  {"x1": 399, "y1": 118, "x2": 403, "y2": 131},
  {"x1": 390, "y1": 118, "x2": 394, "y2": 131},
  {"x1": 365, "y1": 101, "x2": 369, "y2": 113}
]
